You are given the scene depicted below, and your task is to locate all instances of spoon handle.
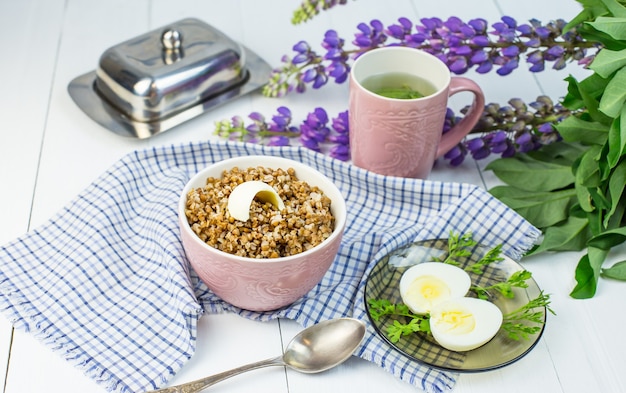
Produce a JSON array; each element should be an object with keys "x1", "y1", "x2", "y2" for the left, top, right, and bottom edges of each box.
[{"x1": 149, "y1": 356, "x2": 285, "y2": 393}]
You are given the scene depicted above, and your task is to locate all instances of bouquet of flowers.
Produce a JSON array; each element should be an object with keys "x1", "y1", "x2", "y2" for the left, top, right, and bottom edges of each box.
[{"x1": 214, "y1": 0, "x2": 626, "y2": 298}]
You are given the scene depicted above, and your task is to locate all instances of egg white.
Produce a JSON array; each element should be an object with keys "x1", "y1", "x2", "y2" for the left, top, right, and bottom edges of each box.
[
  {"x1": 429, "y1": 297, "x2": 503, "y2": 352},
  {"x1": 399, "y1": 262, "x2": 471, "y2": 314}
]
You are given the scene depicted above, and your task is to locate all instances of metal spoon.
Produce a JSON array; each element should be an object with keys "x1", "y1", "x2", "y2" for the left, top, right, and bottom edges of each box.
[{"x1": 150, "y1": 318, "x2": 366, "y2": 393}]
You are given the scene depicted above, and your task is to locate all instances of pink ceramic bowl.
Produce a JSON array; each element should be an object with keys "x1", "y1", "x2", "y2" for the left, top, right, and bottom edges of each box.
[{"x1": 178, "y1": 155, "x2": 347, "y2": 311}]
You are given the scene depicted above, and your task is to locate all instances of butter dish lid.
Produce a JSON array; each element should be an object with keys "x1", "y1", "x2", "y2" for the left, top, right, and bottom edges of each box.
[{"x1": 68, "y1": 18, "x2": 271, "y2": 139}]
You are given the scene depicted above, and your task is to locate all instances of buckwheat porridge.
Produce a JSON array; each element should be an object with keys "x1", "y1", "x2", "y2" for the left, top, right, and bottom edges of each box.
[{"x1": 184, "y1": 165, "x2": 335, "y2": 258}]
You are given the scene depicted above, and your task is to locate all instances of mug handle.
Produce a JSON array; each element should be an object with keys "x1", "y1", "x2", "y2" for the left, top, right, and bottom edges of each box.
[{"x1": 435, "y1": 77, "x2": 485, "y2": 158}]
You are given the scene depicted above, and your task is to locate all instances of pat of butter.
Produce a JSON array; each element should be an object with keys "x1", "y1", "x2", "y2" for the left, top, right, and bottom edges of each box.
[{"x1": 227, "y1": 181, "x2": 285, "y2": 221}]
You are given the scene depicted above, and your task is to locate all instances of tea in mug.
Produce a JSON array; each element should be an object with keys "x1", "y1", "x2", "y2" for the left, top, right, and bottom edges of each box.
[{"x1": 361, "y1": 72, "x2": 437, "y2": 99}]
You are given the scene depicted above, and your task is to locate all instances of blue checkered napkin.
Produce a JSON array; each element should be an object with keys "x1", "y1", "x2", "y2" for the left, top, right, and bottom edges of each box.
[{"x1": 0, "y1": 140, "x2": 540, "y2": 393}]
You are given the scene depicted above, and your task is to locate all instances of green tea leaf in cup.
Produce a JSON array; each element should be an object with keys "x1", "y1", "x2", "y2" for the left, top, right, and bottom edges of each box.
[
  {"x1": 372, "y1": 86, "x2": 425, "y2": 99},
  {"x1": 361, "y1": 72, "x2": 436, "y2": 100}
]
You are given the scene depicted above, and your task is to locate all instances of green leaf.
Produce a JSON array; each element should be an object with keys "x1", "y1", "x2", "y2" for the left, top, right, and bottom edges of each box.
[
  {"x1": 567, "y1": 0, "x2": 608, "y2": 31},
  {"x1": 570, "y1": 247, "x2": 608, "y2": 299},
  {"x1": 599, "y1": 68, "x2": 626, "y2": 117},
  {"x1": 575, "y1": 145, "x2": 603, "y2": 187},
  {"x1": 590, "y1": 48, "x2": 626, "y2": 78},
  {"x1": 530, "y1": 215, "x2": 590, "y2": 254},
  {"x1": 526, "y1": 141, "x2": 588, "y2": 164},
  {"x1": 489, "y1": 186, "x2": 577, "y2": 228},
  {"x1": 562, "y1": 75, "x2": 585, "y2": 110},
  {"x1": 605, "y1": 160, "x2": 626, "y2": 225},
  {"x1": 588, "y1": 186, "x2": 612, "y2": 210},
  {"x1": 606, "y1": 105, "x2": 626, "y2": 167},
  {"x1": 556, "y1": 115, "x2": 609, "y2": 145},
  {"x1": 589, "y1": 16, "x2": 626, "y2": 40},
  {"x1": 588, "y1": 225, "x2": 626, "y2": 248},
  {"x1": 578, "y1": 21, "x2": 626, "y2": 51},
  {"x1": 575, "y1": 180, "x2": 595, "y2": 211},
  {"x1": 601, "y1": 260, "x2": 626, "y2": 280},
  {"x1": 600, "y1": 0, "x2": 626, "y2": 17},
  {"x1": 578, "y1": 73, "x2": 614, "y2": 124},
  {"x1": 486, "y1": 155, "x2": 575, "y2": 192},
  {"x1": 571, "y1": 254, "x2": 596, "y2": 298}
]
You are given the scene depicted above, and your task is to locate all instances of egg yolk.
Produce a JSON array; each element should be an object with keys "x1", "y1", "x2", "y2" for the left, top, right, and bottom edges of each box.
[
  {"x1": 433, "y1": 307, "x2": 476, "y2": 335},
  {"x1": 406, "y1": 275, "x2": 451, "y2": 311}
]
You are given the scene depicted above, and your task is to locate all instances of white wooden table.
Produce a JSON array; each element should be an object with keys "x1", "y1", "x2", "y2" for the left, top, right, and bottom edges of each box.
[{"x1": 1, "y1": 0, "x2": 624, "y2": 392}]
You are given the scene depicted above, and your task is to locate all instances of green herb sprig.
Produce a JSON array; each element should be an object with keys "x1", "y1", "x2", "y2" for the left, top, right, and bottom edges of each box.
[
  {"x1": 368, "y1": 292, "x2": 553, "y2": 344},
  {"x1": 502, "y1": 291, "x2": 556, "y2": 340},
  {"x1": 367, "y1": 232, "x2": 553, "y2": 344},
  {"x1": 472, "y1": 269, "x2": 532, "y2": 300},
  {"x1": 437, "y1": 232, "x2": 505, "y2": 274},
  {"x1": 367, "y1": 299, "x2": 431, "y2": 343}
]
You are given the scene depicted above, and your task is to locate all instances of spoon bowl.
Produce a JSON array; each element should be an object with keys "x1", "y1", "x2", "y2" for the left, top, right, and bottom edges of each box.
[{"x1": 151, "y1": 318, "x2": 366, "y2": 393}]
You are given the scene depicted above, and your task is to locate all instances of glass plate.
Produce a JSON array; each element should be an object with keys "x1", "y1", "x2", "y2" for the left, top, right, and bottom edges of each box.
[{"x1": 364, "y1": 239, "x2": 547, "y2": 372}]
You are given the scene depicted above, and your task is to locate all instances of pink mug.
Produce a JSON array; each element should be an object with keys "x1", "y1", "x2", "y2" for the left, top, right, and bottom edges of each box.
[{"x1": 349, "y1": 46, "x2": 485, "y2": 178}]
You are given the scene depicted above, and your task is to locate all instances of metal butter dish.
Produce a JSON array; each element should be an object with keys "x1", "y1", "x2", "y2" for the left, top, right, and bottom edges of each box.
[{"x1": 68, "y1": 18, "x2": 272, "y2": 139}]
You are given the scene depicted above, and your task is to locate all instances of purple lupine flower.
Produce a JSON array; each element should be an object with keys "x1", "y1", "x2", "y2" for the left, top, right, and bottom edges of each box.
[
  {"x1": 515, "y1": 131, "x2": 533, "y2": 145},
  {"x1": 353, "y1": 20, "x2": 386, "y2": 48},
  {"x1": 544, "y1": 45, "x2": 566, "y2": 60},
  {"x1": 497, "y1": 59, "x2": 519, "y2": 75},
  {"x1": 231, "y1": 115, "x2": 245, "y2": 129},
  {"x1": 420, "y1": 17, "x2": 443, "y2": 32},
  {"x1": 300, "y1": 132, "x2": 322, "y2": 151},
  {"x1": 264, "y1": 14, "x2": 597, "y2": 100},
  {"x1": 491, "y1": 20, "x2": 517, "y2": 42},
  {"x1": 452, "y1": 45, "x2": 473, "y2": 56},
  {"x1": 444, "y1": 144, "x2": 467, "y2": 166},
  {"x1": 527, "y1": 50, "x2": 544, "y2": 64},
  {"x1": 443, "y1": 16, "x2": 464, "y2": 32},
  {"x1": 327, "y1": 62, "x2": 349, "y2": 83},
  {"x1": 466, "y1": 137, "x2": 491, "y2": 159},
  {"x1": 329, "y1": 144, "x2": 350, "y2": 161},
  {"x1": 246, "y1": 112, "x2": 265, "y2": 133},
  {"x1": 248, "y1": 111, "x2": 264, "y2": 122},
  {"x1": 476, "y1": 60, "x2": 493, "y2": 73},
  {"x1": 406, "y1": 32, "x2": 427, "y2": 45},
  {"x1": 468, "y1": 18, "x2": 488, "y2": 33},
  {"x1": 328, "y1": 110, "x2": 350, "y2": 148},
  {"x1": 299, "y1": 108, "x2": 331, "y2": 150},
  {"x1": 529, "y1": 61, "x2": 545, "y2": 72},
  {"x1": 517, "y1": 24, "x2": 533, "y2": 36},
  {"x1": 301, "y1": 65, "x2": 328, "y2": 89},
  {"x1": 537, "y1": 123, "x2": 554, "y2": 133},
  {"x1": 267, "y1": 135, "x2": 290, "y2": 146},
  {"x1": 331, "y1": 110, "x2": 349, "y2": 133},
  {"x1": 470, "y1": 50, "x2": 489, "y2": 64},
  {"x1": 485, "y1": 131, "x2": 510, "y2": 153},
  {"x1": 301, "y1": 68, "x2": 319, "y2": 83},
  {"x1": 292, "y1": 41, "x2": 314, "y2": 64},
  {"x1": 322, "y1": 30, "x2": 343, "y2": 49},
  {"x1": 525, "y1": 37, "x2": 541, "y2": 47},
  {"x1": 269, "y1": 106, "x2": 292, "y2": 131},
  {"x1": 501, "y1": 16, "x2": 517, "y2": 28},
  {"x1": 449, "y1": 57, "x2": 469, "y2": 74},
  {"x1": 470, "y1": 35, "x2": 490, "y2": 47},
  {"x1": 535, "y1": 27, "x2": 552, "y2": 39},
  {"x1": 501, "y1": 45, "x2": 520, "y2": 57},
  {"x1": 386, "y1": 17, "x2": 413, "y2": 39}
]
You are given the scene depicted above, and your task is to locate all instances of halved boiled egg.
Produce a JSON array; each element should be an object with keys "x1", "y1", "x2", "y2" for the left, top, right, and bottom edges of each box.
[
  {"x1": 430, "y1": 297, "x2": 503, "y2": 352},
  {"x1": 227, "y1": 181, "x2": 285, "y2": 222},
  {"x1": 399, "y1": 262, "x2": 471, "y2": 315}
]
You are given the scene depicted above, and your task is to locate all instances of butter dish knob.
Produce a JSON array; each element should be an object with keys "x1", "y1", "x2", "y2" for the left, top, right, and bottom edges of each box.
[
  {"x1": 161, "y1": 28, "x2": 182, "y2": 50},
  {"x1": 161, "y1": 28, "x2": 183, "y2": 64}
]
